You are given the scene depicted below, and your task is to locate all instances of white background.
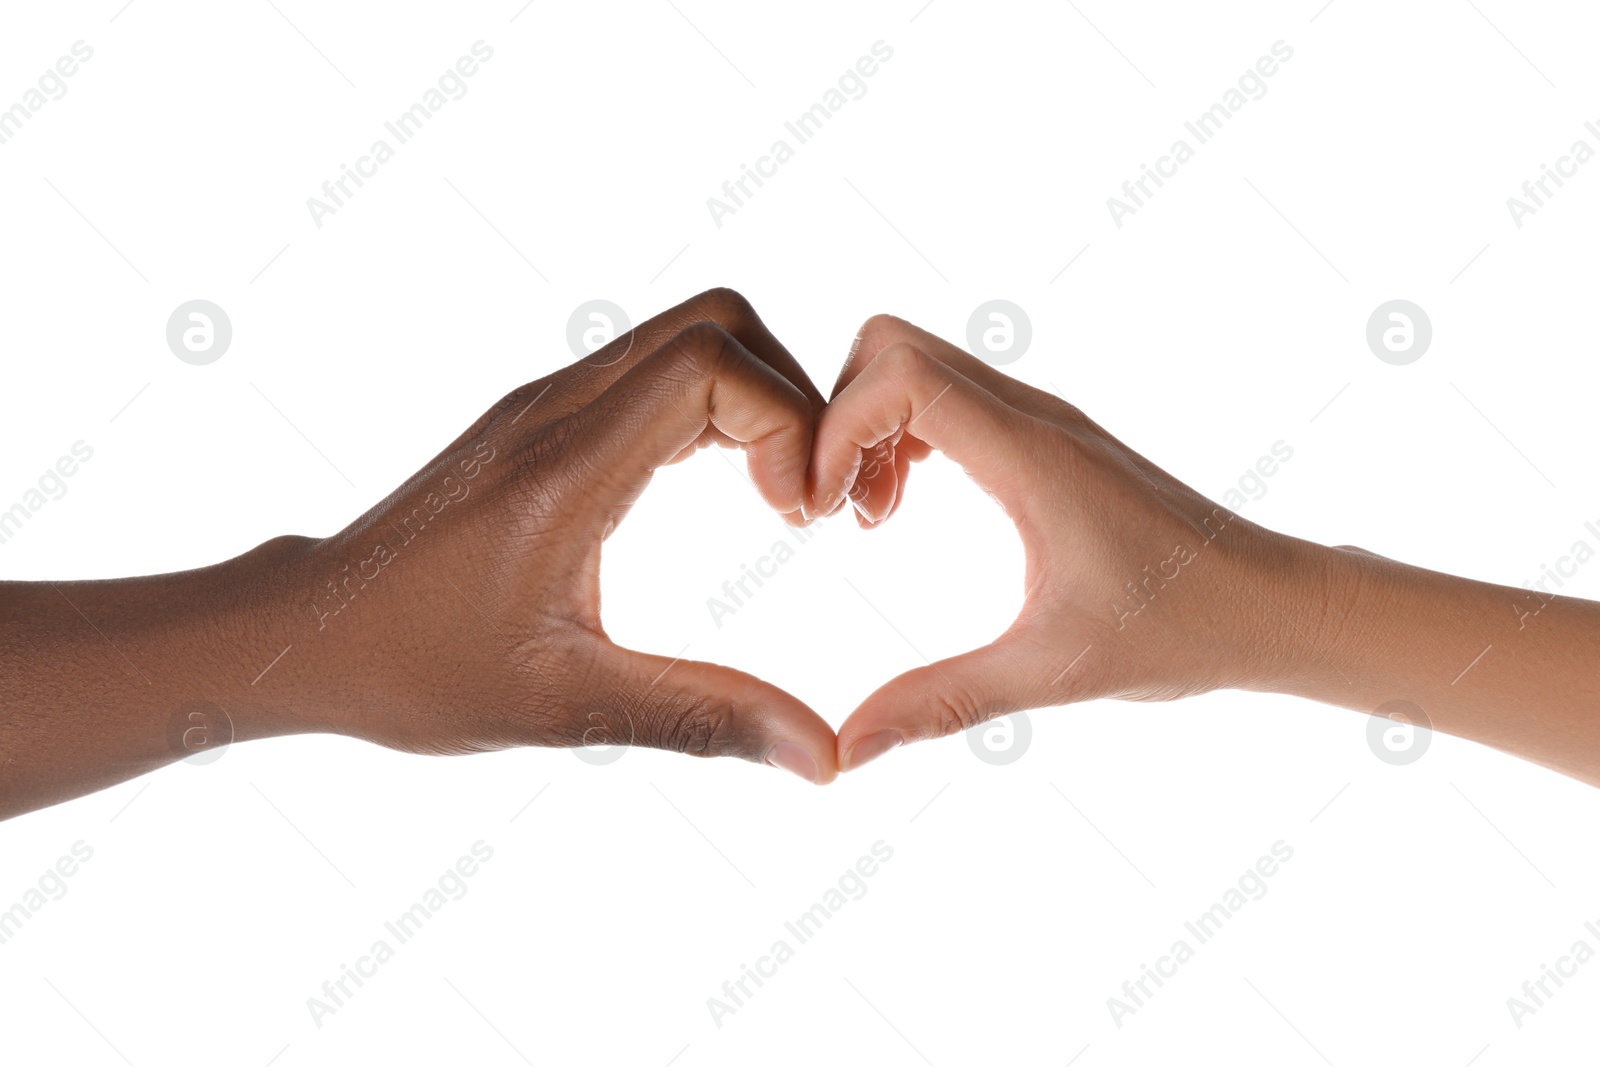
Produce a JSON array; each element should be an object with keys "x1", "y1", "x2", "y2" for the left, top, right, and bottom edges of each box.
[{"x1": 3, "y1": 1, "x2": 1600, "y2": 1063}]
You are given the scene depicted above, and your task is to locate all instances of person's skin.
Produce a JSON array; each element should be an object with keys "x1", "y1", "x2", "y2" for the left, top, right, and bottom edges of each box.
[
  {"x1": 0, "y1": 289, "x2": 840, "y2": 821},
  {"x1": 9, "y1": 294, "x2": 1600, "y2": 821},
  {"x1": 814, "y1": 315, "x2": 1600, "y2": 787}
]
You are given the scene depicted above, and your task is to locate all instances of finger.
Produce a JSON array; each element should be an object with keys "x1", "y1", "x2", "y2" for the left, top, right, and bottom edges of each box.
[
  {"x1": 842, "y1": 435, "x2": 928, "y2": 525},
  {"x1": 595, "y1": 645, "x2": 838, "y2": 783},
  {"x1": 885, "y1": 444, "x2": 919, "y2": 520},
  {"x1": 836, "y1": 637, "x2": 1059, "y2": 771},
  {"x1": 554, "y1": 288, "x2": 826, "y2": 420},
  {"x1": 427, "y1": 290, "x2": 824, "y2": 470},
  {"x1": 556, "y1": 322, "x2": 814, "y2": 527},
  {"x1": 836, "y1": 314, "x2": 1072, "y2": 424},
  {"x1": 846, "y1": 435, "x2": 901, "y2": 526},
  {"x1": 848, "y1": 429, "x2": 933, "y2": 526},
  {"x1": 811, "y1": 342, "x2": 1045, "y2": 523},
  {"x1": 853, "y1": 444, "x2": 920, "y2": 526},
  {"x1": 831, "y1": 316, "x2": 1165, "y2": 521}
]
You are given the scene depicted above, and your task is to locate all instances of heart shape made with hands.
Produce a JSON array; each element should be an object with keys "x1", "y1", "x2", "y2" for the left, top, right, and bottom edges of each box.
[
  {"x1": 552, "y1": 291, "x2": 1073, "y2": 785},
  {"x1": 529, "y1": 289, "x2": 1232, "y2": 788}
]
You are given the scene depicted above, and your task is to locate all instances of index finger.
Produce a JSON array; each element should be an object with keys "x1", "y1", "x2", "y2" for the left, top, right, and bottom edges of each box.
[
  {"x1": 563, "y1": 287, "x2": 826, "y2": 417},
  {"x1": 835, "y1": 313, "x2": 1070, "y2": 422},
  {"x1": 436, "y1": 289, "x2": 825, "y2": 463},
  {"x1": 810, "y1": 342, "x2": 1045, "y2": 521}
]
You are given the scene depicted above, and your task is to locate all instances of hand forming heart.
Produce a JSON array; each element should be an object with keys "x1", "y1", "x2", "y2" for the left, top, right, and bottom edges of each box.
[
  {"x1": 252, "y1": 288, "x2": 844, "y2": 782},
  {"x1": 811, "y1": 315, "x2": 1302, "y2": 771},
  {"x1": 238, "y1": 288, "x2": 1301, "y2": 787},
  {"x1": 10, "y1": 288, "x2": 1600, "y2": 820},
  {"x1": 0, "y1": 288, "x2": 1324, "y2": 816}
]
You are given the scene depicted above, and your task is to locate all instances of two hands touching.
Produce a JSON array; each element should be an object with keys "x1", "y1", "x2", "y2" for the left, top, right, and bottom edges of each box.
[{"x1": 6, "y1": 288, "x2": 1600, "y2": 820}]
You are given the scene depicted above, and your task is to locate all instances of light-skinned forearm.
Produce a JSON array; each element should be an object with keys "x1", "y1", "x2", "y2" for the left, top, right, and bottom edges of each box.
[{"x1": 1263, "y1": 538, "x2": 1600, "y2": 785}]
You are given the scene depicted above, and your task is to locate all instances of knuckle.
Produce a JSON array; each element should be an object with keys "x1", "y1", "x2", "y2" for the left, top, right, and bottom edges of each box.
[
  {"x1": 689, "y1": 287, "x2": 756, "y2": 328},
  {"x1": 479, "y1": 435, "x2": 566, "y2": 525},
  {"x1": 512, "y1": 429, "x2": 556, "y2": 479},
  {"x1": 651, "y1": 699, "x2": 736, "y2": 757},
  {"x1": 929, "y1": 688, "x2": 989, "y2": 737},
  {"x1": 520, "y1": 422, "x2": 584, "y2": 494},
  {"x1": 877, "y1": 339, "x2": 934, "y2": 384},
  {"x1": 663, "y1": 321, "x2": 735, "y2": 376},
  {"x1": 858, "y1": 312, "x2": 911, "y2": 348},
  {"x1": 503, "y1": 377, "x2": 554, "y2": 415},
  {"x1": 852, "y1": 314, "x2": 920, "y2": 371},
  {"x1": 1039, "y1": 392, "x2": 1090, "y2": 432}
]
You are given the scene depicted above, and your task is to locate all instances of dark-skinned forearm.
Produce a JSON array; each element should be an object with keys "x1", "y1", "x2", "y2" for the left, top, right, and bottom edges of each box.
[{"x1": 0, "y1": 536, "x2": 324, "y2": 819}]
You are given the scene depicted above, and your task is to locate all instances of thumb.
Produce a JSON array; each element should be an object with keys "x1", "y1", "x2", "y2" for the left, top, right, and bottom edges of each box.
[
  {"x1": 594, "y1": 644, "x2": 838, "y2": 784},
  {"x1": 836, "y1": 637, "x2": 1060, "y2": 771}
]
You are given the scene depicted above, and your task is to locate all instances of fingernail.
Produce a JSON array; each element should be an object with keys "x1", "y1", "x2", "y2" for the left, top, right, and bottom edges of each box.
[
  {"x1": 843, "y1": 730, "x2": 901, "y2": 772},
  {"x1": 766, "y1": 742, "x2": 821, "y2": 783},
  {"x1": 850, "y1": 495, "x2": 874, "y2": 524}
]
